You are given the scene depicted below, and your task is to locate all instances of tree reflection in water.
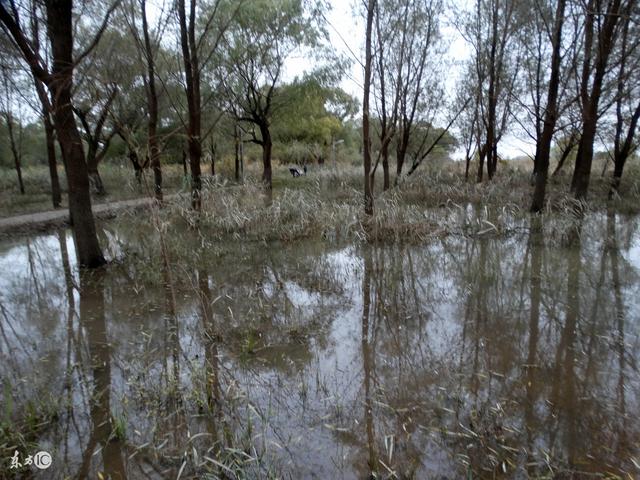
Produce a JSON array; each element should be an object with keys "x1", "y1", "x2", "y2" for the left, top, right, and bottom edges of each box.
[{"x1": 0, "y1": 213, "x2": 638, "y2": 478}]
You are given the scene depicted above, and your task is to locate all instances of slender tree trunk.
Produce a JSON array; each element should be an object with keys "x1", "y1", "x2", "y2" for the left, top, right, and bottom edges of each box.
[
  {"x1": 4, "y1": 111, "x2": 25, "y2": 194},
  {"x1": 260, "y1": 124, "x2": 273, "y2": 189},
  {"x1": 178, "y1": 0, "x2": 202, "y2": 210},
  {"x1": 362, "y1": 0, "x2": 375, "y2": 215},
  {"x1": 35, "y1": 79, "x2": 62, "y2": 207},
  {"x1": 209, "y1": 141, "x2": 216, "y2": 176},
  {"x1": 572, "y1": 112, "x2": 597, "y2": 198},
  {"x1": 182, "y1": 149, "x2": 188, "y2": 177},
  {"x1": 609, "y1": 103, "x2": 640, "y2": 198},
  {"x1": 129, "y1": 150, "x2": 143, "y2": 185},
  {"x1": 551, "y1": 136, "x2": 577, "y2": 176},
  {"x1": 47, "y1": 0, "x2": 104, "y2": 268},
  {"x1": 142, "y1": 0, "x2": 162, "y2": 201},
  {"x1": 395, "y1": 140, "x2": 408, "y2": 185},
  {"x1": 476, "y1": 144, "x2": 487, "y2": 183},
  {"x1": 381, "y1": 142, "x2": 390, "y2": 191},
  {"x1": 609, "y1": 10, "x2": 639, "y2": 199},
  {"x1": 234, "y1": 126, "x2": 240, "y2": 182},
  {"x1": 44, "y1": 113, "x2": 61, "y2": 207},
  {"x1": 29, "y1": 0, "x2": 61, "y2": 207},
  {"x1": 531, "y1": 0, "x2": 566, "y2": 212},
  {"x1": 571, "y1": 0, "x2": 623, "y2": 199},
  {"x1": 86, "y1": 144, "x2": 106, "y2": 196}
]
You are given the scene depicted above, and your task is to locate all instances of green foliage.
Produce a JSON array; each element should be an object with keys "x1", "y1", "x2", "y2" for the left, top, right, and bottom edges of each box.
[{"x1": 272, "y1": 76, "x2": 357, "y2": 146}]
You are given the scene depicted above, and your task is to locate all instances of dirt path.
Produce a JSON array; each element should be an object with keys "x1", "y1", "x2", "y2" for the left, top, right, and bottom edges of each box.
[{"x1": 0, "y1": 195, "x2": 181, "y2": 237}]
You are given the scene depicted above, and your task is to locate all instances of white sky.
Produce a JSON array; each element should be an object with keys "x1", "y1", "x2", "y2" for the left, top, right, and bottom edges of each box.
[{"x1": 284, "y1": 0, "x2": 536, "y2": 160}]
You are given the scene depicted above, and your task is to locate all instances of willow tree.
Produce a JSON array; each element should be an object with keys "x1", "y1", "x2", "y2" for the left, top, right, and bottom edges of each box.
[
  {"x1": 571, "y1": 0, "x2": 630, "y2": 198},
  {"x1": 529, "y1": 0, "x2": 569, "y2": 212},
  {"x1": 460, "y1": 0, "x2": 520, "y2": 182},
  {"x1": 217, "y1": 0, "x2": 327, "y2": 190}
]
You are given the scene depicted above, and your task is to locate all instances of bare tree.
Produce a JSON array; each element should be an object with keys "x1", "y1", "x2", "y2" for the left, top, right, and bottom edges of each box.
[
  {"x1": 530, "y1": 0, "x2": 569, "y2": 212},
  {"x1": 609, "y1": 3, "x2": 640, "y2": 197},
  {"x1": 570, "y1": 0, "x2": 631, "y2": 198},
  {"x1": 461, "y1": 0, "x2": 520, "y2": 182}
]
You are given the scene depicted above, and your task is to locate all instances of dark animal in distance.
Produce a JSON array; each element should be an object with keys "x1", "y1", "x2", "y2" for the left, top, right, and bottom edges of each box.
[{"x1": 289, "y1": 168, "x2": 301, "y2": 177}]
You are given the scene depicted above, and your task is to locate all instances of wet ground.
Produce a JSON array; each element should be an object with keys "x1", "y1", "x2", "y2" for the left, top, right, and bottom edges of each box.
[{"x1": 1, "y1": 210, "x2": 639, "y2": 479}]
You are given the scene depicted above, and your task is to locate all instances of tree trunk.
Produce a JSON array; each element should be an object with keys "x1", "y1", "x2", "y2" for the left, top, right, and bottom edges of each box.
[
  {"x1": 47, "y1": 0, "x2": 104, "y2": 268},
  {"x1": 476, "y1": 144, "x2": 487, "y2": 183},
  {"x1": 395, "y1": 141, "x2": 407, "y2": 186},
  {"x1": 188, "y1": 135, "x2": 202, "y2": 210},
  {"x1": 362, "y1": 0, "x2": 375, "y2": 216},
  {"x1": 178, "y1": 0, "x2": 202, "y2": 210},
  {"x1": 44, "y1": 113, "x2": 62, "y2": 207},
  {"x1": 129, "y1": 150, "x2": 143, "y2": 185},
  {"x1": 381, "y1": 142, "x2": 389, "y2": 191},
  {"x1": 142, "y1": 0, "x2": 162, "y2": 202},
  {"x1": 234, "y1": 126, "x2": 240, "y2": 182},
  {"x1": 4, "y1": 111, "x2": 25, "y2": 194},
  {"x1": 571, "y1": 0, "x2": 623, "y2": 199},
  {"x1": 35, "y1": 79, "x2": 62, "y2": 207},
  {"x1": 86, "y1": 145, "x2": 106, "y2": 196},
  {"x1": 551, "y1": 137, "x2": 576, "y2": 176},
  {"x1": 531, "y1": 0, "x2": 566, "y2": 212},
  {"x1": 571, "y1": 115, "x2": 596, "y2": 199},
  {"x1": 209, "y1": 141, "x2": 216, "y2": 176},
  {"x1": 182, "y1": 149, "x2": 188, "y2": 177},
  {"x1": 260, "y1": 124, "x2": 273, "y2": 189}
]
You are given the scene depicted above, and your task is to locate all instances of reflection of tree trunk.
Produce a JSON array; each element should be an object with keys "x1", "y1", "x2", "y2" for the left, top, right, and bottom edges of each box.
[
  {"x1": 58, "y1": 229, "x2": 75, "y2": 462},
  {"x1": 361, "y1": 248, "x2": 376, "y2": 475},
  {"x1": 198, "y1": 268, "x2": 223, "y2": 451},
  {"x1": 551, "y1": 220, "x2": 582, "y2": 467},
  {"x1": 608, "y1": 211, "x2": 627, "y2": 450},
  {"x1": 77, "y1": 271, "x2": 126, "y2": 480},
  {"x1": 525, "y1": 217, "x2": 542, "y2": 473}
]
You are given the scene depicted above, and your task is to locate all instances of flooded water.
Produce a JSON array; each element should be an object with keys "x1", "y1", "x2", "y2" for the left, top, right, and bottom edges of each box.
[{"x1": 1, "y1": 211, "x2": 639, "y2": 479}]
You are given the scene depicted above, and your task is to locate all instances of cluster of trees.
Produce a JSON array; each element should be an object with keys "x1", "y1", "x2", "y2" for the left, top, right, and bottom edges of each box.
[
  {"x1": 0, "y1": 0, "x2": 358, "y2": 266},
  {"x1": 361, "y1": 0, "x2": 640, "y2": 215},
  {"x1": 452, "y1": 0, "x2": 640, "y2": 211},
  {"x1": 2, "y1": 0, "x2": 638, "y2": 265}
]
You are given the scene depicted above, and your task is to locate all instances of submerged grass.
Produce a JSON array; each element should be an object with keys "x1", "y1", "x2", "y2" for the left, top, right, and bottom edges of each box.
[{"x1": 110, "y1": 160, "x2": 640, "y2": 258}]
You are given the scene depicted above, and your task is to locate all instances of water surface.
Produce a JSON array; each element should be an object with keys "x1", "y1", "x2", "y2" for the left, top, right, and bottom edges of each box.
[{"x1": 1, "y1": 212, "x2": 639, "y2": 478}]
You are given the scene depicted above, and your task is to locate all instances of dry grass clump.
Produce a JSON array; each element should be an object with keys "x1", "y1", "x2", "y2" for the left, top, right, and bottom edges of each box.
[{"x1": 129, "y1": 161, "x2": 640, "y2": 250}]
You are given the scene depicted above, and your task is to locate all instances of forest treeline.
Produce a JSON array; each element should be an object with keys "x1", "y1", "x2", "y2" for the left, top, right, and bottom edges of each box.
[{"x1": 0, "y1": 0, "x2": 639, "y2": 267}]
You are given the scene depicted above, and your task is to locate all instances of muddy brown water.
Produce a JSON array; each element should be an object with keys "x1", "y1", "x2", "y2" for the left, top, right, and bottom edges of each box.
[{"x1": 1, "y1": 212, "x2": 639, "y2": 479}]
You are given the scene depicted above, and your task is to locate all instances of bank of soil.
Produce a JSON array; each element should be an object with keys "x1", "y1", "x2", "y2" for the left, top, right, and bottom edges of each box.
[{"x1": 0, "y1": 195, "x2": 179, "y2": 237}]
